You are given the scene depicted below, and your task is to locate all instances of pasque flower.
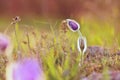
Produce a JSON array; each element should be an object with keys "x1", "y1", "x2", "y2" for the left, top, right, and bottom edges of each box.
[
  {"x1": 77, "y1": 36, "x2": 87, "y2": 54},
  {"x1": 6, "y1": 17, "x2": 45, "y2": 80},
  {"x1": 66, "y1": 19, "x2": 80, "y2": 32},
  {"x1": 0, "y1": 34, "x2": 10, "y2": 53},
  {"x1": 6, "y1": 58, "x2": 45, "y2": 80}
]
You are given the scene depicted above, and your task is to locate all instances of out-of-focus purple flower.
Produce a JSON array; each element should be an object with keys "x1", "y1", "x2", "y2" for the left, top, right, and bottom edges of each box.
[
  {"x1": 77, "y1": 36, "x2": 87, "y2": 54},
  {"x1": 6, "y1": 58, "x2": 45, "y2": 80},
  {"x1": 66, "y1": 19, "x2": 80, "y2": 32},
  {"x1": 0, "y1": 34, "x2": 10, "y2": 53},
  {"x1": 82, "y1": 71, "x2": 120, "y2": 80}
]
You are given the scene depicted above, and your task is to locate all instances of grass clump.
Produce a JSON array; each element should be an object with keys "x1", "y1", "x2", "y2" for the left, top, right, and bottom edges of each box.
[{"x1": 0, "y1": 17, "x2": 120, "y2": 80}]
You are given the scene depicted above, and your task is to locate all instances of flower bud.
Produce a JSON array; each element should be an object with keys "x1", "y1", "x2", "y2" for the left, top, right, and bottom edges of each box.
[{"x1": 77, "y1": 36, "x2": 87, "y2": 53}]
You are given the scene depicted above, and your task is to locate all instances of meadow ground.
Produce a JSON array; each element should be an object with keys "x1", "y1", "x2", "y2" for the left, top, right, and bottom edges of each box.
[{"x1": 0, "y1": 17, "x2": 120, "y2": 80}]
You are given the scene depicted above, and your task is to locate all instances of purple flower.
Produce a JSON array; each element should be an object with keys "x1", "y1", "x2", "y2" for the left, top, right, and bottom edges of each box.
[
  {"x1": 0, "y1": 34, "x2": 10, "y2": 53},
  {"x1": 66, "y1": 19, "x2": 80, "y2": 32},
  {"x1": 6, "y1": 58, "x2": 45, "y2": 80}
]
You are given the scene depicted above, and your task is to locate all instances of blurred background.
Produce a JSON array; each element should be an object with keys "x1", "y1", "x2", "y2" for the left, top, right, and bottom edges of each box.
[
  {"x1": 0, "y1": 0, "x2": 119, "y2": 25},
  {"x1": 0, "y1": 0, "x2": 120, "y2": 46},
  {"x1": 0, "y1": 0, "x2": 119, "y2": 19}
]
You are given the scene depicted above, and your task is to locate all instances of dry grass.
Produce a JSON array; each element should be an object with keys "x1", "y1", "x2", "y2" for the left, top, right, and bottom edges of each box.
[{"x1": 0, "y1": 18, "x2": 120, "y2": 80}]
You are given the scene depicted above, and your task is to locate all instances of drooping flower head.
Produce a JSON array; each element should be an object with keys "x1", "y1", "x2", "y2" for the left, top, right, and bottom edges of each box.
[
  {"x1": 66, "y1": 19, "x2": 80, "y2": 32},
  {"x1": 77, "y1": 36, "x2": 87, "y2": 54},
  {"x1": 6, "y1": 58, "x2": 45, "y2": 80}
]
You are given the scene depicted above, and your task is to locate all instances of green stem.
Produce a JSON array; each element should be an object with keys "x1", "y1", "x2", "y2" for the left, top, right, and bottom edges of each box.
[
  {"x1": 77, "y1": 30, "x2": 82, "y2": 37},
  {"x1": 14, "y1": 23, "x2": 21, "y2": 59},
  {"x1": 79, "y1": 52, "x2": 84, "y2": 66}
]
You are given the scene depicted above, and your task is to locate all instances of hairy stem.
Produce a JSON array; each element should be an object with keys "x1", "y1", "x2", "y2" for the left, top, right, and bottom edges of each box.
[
  {"x1": 14, "y1": 23, "x2": 21, "y2": 59},
  {"x1": 77, "y1": 30, "x2": 82, "y2": 37}
]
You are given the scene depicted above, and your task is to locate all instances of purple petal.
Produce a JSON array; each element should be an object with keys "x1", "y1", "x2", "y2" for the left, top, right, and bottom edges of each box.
[
  {"x1": 0, "y1": 34, "x2": 9, "y2": 53},
  {"x1": 66, "y1": 19, "x2": 80, "y2": 32},
  {"x1": 7, "y1": 58, "x2": 45, "y2": 80}
]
